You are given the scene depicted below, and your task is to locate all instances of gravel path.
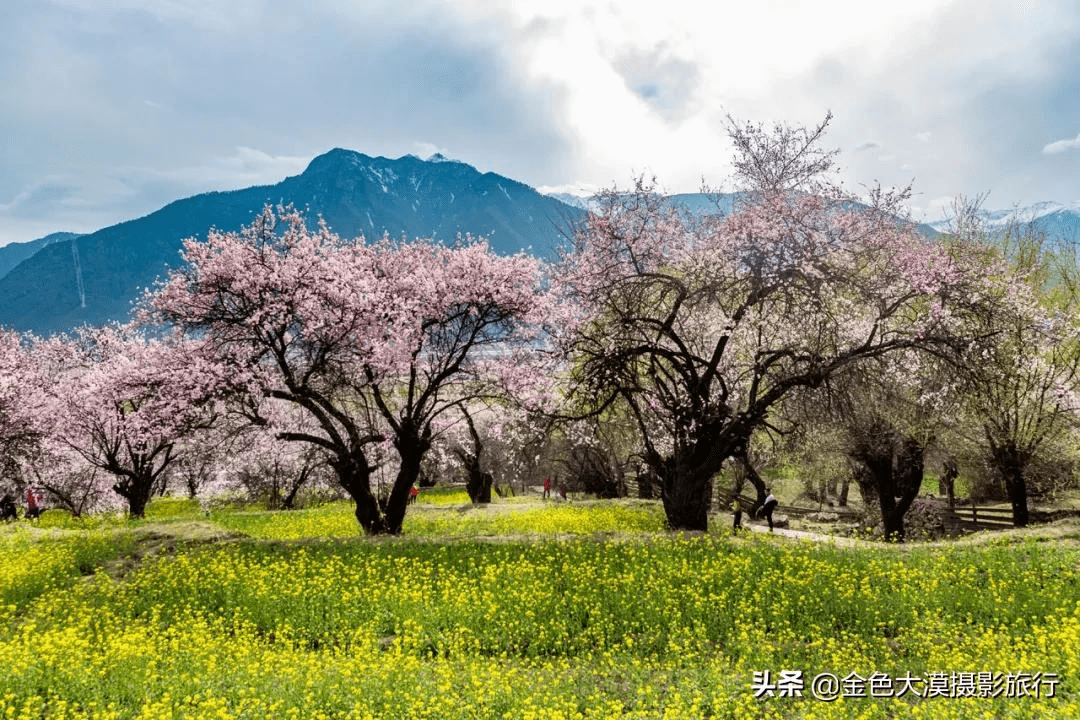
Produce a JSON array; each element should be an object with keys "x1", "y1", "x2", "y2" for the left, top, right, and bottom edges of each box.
[{"x1": 739, "y1": 517, "x2": 873, "y2": 548}]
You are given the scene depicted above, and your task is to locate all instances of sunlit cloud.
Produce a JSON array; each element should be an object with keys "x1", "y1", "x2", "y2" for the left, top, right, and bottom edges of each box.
[
  {"x1": 1043, "y1": 133, "x2": 1080, "y2": 154},
  {"x1": 1, "y1": 0, "x2": 1078, "y2": 246}
]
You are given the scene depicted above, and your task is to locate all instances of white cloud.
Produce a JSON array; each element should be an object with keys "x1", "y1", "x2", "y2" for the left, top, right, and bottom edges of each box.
[
  {"x1": 0, "y1": 175, "x2": 69, "y2": 214},
  {"x1": 536, "y1": 181, "x2": 602, "y2": 197},
  {"x1": 412, "y1": 141, "x2": 453, "y2": 160},
  {"x1": 3, "y1": 0, "x2": 1080, "y2": 244},
  {"x1": 1043, "y1": 133, "x2": 1080, "y2": 155},
  {"x1": 125, "y1": 147, "x2": 312, "y2": 190}
]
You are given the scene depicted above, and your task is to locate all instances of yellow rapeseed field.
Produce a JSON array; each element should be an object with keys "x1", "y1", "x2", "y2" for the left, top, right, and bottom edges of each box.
[{"x1": 0, "y1": 498, "x2": 1077, "y2": 718}]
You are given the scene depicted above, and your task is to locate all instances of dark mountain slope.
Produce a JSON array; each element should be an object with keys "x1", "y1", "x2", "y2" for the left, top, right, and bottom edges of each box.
[{"x1": 0, "y1": 150, "x2": 583, "y2": 335}]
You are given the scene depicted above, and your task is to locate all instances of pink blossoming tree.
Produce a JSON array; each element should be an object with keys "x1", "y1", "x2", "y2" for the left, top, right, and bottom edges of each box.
[
  {"x1": 0, "y1": 331, "x2": 46, "y2": 495},
  {"x1": 553, "y1": 114, "x2": 993, "y2": 531},
  {"x1": 147, "y1": 207, "x2": 553, "y2": 534},
  {"x1": 35, "y1": 325, "x2": 231, "y2": 517},
  {"x1": 945, "y1": 199, "x2": 1080, "y2": 526}
]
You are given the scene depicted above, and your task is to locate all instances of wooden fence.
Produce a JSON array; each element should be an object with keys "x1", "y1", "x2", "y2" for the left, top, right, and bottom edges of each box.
[
  {"x1": 779, "y1": 504, "x2": 861, "y2": 520},
  {"x1": 945, "y1": 505, "x2": 1016, "y2": 532}
]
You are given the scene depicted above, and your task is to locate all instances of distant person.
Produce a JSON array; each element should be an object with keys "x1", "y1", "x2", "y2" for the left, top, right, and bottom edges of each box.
[
  {"x1": 730, "y1": 497, "x2": 743, "y2": 532},
  {"x1": 761, "y1": 488, "x2": 778, "y2": 532},
  {"x1": 0, "y1": 494, "x2": 16, "y2": 521},
  {"x1": 409, "y1": 486, "x2": 419, "y2": 505},
  {"x1": 940, "y1": 459, "x2": 958, "y2": 509},
  {"x1": 25, "y1": 487, "x2": 41, "y2": 520},
  {"x1": 558, "y1": 483, "x2": 567, "y2": 501},
  {"x1": 543, "y1": 477, "x2": 551, "y2": 499}
]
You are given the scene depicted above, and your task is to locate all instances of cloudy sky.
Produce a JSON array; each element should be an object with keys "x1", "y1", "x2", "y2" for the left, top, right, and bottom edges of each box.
[{"x1": 1, "y1": 0, "x2": 1078, "y2": 246}]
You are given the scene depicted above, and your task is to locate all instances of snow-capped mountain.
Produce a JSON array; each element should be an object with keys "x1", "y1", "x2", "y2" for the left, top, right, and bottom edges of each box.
[
  {"x1": 927, "y1": 201, "x2": 1080, "y2": 240},
  {"x1": 541, "y1": 189, "x2": 939, "y2": 236}
]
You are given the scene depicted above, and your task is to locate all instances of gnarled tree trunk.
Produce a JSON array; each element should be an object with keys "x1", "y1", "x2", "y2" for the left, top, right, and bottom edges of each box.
[
  {"x1": 989, "y1": 439, "x2": 1030, "y2": 527},
  {"x1": 113, "y1": 474, "x2": 155, "y2": 519},
  {"x1": 659, "y1": 452, "x2": 714, "y2": 532},
  {"x1": 330, "y1": 451, "x2": 386, "y2": 535},
  {"x1": 849, "y1": 431, "x2": 924, "y2": 542},
  {"x1": 458, "y1": 408, "x2": 493, "y2": 505}
]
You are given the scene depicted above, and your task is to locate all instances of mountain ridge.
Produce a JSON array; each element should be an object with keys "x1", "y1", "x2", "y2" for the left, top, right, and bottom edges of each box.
[
  {"x1": 4, "y1": 147, "x2": 1077, "y2": 337},
  {"x1": 0, "y1": 232, "x2": 82, "y2": 282},
  {"x1": 927, "y1": 202, "x2": 1080, "y2": 242},
  {"x1": 0, "y1": 150, "x2": 584, "y2": 336}
]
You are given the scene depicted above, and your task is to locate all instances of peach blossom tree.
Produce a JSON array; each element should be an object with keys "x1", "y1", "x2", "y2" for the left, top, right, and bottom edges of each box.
[
  {"x1": 553, "y1": 115, "x2": 994, "y2": 531},
  {"x1": 147, "y1": 208, "x2": 554, "y2": 534}
]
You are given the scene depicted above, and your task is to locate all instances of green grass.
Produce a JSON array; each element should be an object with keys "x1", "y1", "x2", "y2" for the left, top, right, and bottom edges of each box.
[{"x1": 0, "y1": 497, "x2": 1077, "y2": 718}]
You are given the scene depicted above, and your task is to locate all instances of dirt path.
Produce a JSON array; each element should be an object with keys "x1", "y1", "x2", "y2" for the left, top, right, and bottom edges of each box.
[
  {"x1": 740, "y1": 519, "x2": 872, "y2": 547},
  {"x1": 739, "y1": 513, "x2": 1080, "y2": 549}
]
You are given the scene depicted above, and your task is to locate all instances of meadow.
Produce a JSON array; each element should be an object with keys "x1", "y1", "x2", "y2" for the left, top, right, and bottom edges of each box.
[{"x1": 1, "y1": 496, "x2": 1078, "y2": 719}]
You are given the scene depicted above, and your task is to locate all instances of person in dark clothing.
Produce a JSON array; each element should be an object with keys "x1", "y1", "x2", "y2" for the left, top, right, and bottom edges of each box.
[
  {"x1": 0, "y1": 494, "x2": 16, "y2": 521},
  {"x1": 730, "y1": 498, "x2": 743, "y2": 533},
  {"x1": 761, "y1": 489, "x2": 778, "y2": 531}
]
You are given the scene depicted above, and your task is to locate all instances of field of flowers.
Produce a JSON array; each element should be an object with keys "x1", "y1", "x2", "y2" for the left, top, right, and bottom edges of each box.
[{"x1": 1, "y1": 498, "x2": 1078, "y2": 719}]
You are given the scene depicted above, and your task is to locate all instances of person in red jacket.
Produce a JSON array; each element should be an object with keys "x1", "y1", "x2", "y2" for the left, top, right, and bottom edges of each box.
[{"x1": 25, "y1": 487, "x2": 41, "y2": 520}]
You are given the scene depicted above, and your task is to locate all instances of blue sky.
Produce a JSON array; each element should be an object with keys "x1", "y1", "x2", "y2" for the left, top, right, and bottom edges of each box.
[{"x1": 1, "y1": 0, "x2": 1078, "y2": 246}]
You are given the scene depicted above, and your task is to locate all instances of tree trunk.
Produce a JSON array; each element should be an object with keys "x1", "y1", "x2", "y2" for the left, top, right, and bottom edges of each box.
[
  {"x1": 459, "y1": 407, "x2": 492, "y2": 505},
  {"x1": 653, "y1": 430, "x2": 738, "y2": 532},
  {"x1": 127, "y1": 492, "x2": 150, "y2": 519},
  {"x1": 637, "y1": 466, "x2": 659, "y2": 499},
  {"x1": 114, "y1": 474, "x2": 154, "y2": 519},
  {"x1": 848, "y1": 422, "x2": 924, "y2": 542},
  {"x1": 733, "y1": 448, "x2": 766, "y2": 517},
  {"x1": 870, "y1": 436, "x2": 924, "y2": 542},
  {"x1": 662, "y1": 475, "x2": 710, "y2": 531},
  {"x1": 990, "y1": 441, "x2": 1030, "y2": 527},
  {"x1": 894, "y1": 437, "x2": 924, "y2": 501},
  {"x1": 330, "y1": 452, "x2": 385, "y2": 535},
  {"x1": 1006, "y1": 470, "x2": 1029, "y2": 528},
  {"x1": 478, "y1": 472, "x2": 494, "y2": 503},
  {"x1": 384, "y1": 446, "x2": 422, "y2": 534},
  {"x1": 940, "y1": 458, "x2": 958, "y2": 510},
  {"x1": 281, "y1": 464, "x2": 311, "y2": 510},
  {"x1": 353, "y1": 493, "x2": 385, "y2": 534},
  {"x1": 731, "y1": 460, "x2": 746, "y2": 500},
  {"x1": 850, "y1": 442, "x2": 904, "y2": 540},
  {"x1": 660, "y1": 454, "x2": 712, "y2": 531},
  {"x1": 464, "y1": 462, "x2": 493, "y2": 504},
  {"x1": 864, "y1": 455, "x2": 903, "y2": 541}
]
